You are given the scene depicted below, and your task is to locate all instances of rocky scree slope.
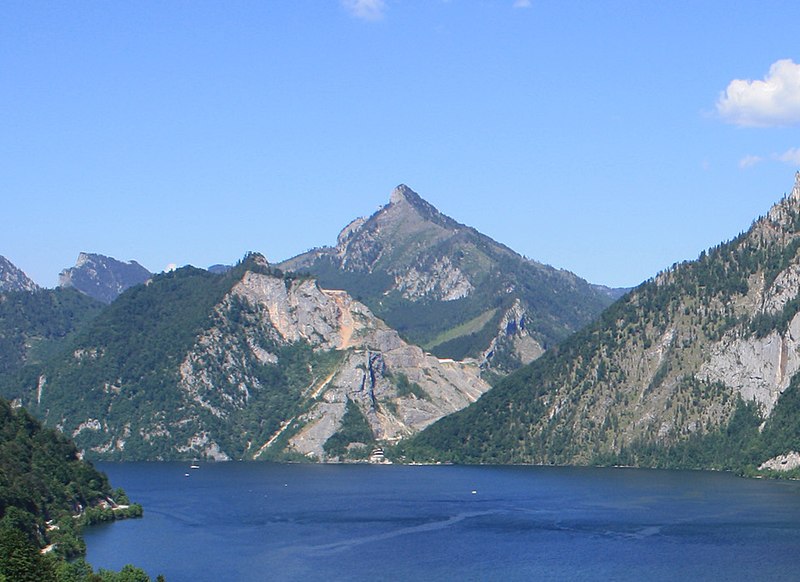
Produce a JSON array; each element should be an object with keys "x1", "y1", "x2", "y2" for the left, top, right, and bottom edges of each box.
[
  {"x1": 9, "y1": 254, "x2": 489, "y2": 461},
  {"x1": 281, "y1": 185, "x2": 620, "y2": 373},
  {"x1": 406, "y1": 173, "x2": 800, "y2": 474}
]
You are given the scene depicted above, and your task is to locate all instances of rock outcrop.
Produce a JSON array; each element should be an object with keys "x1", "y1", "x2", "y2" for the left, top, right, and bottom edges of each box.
[
  {"x1": 0, "y1": 255, "x2": 38, "y2": 292},
  {"x1": 758, "y1": 451, "x2": 800, "y2": 472},
  {"x1": 481, "y1": 299, "x2": 545, "y2": 371},
  {"x1": 177, "y1": 267, "x2": 490, "y2": 460}
]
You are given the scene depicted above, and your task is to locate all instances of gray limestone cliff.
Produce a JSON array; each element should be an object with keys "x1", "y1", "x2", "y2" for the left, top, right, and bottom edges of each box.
[{"x1": 177, "y1": 269, "x2": 490, "y2": 460}]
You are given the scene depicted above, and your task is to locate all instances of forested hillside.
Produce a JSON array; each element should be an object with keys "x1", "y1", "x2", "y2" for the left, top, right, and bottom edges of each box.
[
  {"x1": 402, "y1": 174, "x2": 800, "y2": 475},
  {"x1": 0, "y1": 397, "x2": 151, "y2": 581},
  {"x1": 0, "y1": 288, "x2": 103, "y2": 384}
]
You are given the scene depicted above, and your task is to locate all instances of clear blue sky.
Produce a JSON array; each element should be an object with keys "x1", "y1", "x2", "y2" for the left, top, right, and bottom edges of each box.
[{"x1": 2, "y1": 1, "x2": 800, "y2": 289}]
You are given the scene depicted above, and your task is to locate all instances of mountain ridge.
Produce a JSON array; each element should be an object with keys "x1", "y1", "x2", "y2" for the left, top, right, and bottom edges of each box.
[{"x1": 281, "y1": 184, "x2": 621, "y2": 373}]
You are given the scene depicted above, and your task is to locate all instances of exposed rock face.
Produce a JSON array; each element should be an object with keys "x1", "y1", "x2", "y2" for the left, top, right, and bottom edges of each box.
[
  {"x1": 481, "y1": 299, "x2": 545, "y2": 370},
  {"x1": 281, "y1": 184, "x2": 619, "y2": 371},
  {"x1": 207, "y1": 264, "x2": 232, "y2": 275},
  {"x1": 28, "y1": 256, "x2": 489, "y2": 461},
  {"x1": 0, "y1": 256, "x2": 38, "y2": 292},
  {"x1": 701, "y1": 313, "x2": 800, "y2": 416},
  {"x1": 59, "y1": 252, "x2": 152, "y2": 303},
  {"x1": 758, "y1": 451, "x2": 800, "y2": 472},
  {"x1": 177, "y1": 269, "x2": 490, "y2": 460},
  {"x1": 394, "y1": 256, "x2": 473, "y2": 301}
]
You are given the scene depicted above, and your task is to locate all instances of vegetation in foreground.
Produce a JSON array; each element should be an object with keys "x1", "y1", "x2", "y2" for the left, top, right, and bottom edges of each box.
[{"x1": 0, "y1": 397, "x2": 161, "y2": 581}]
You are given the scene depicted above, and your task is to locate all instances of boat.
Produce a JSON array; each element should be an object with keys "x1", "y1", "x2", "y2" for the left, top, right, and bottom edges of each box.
[{"x1": 190, "y1": 460, "x2": 200, "y2": 469}]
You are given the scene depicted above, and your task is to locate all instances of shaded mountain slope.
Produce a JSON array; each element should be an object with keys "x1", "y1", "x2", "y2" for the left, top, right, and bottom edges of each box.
[
  {"x1": 0, "y1": 397, "x2": 141, "y2": 566},
  {"x1": 59, "y1": 252, "x2": 152, "y2": 304}
]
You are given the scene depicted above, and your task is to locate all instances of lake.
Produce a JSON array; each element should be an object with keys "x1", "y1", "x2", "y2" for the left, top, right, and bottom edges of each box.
[{"x1": 84, "y1": 462, "x2": 800, "y2": 581}]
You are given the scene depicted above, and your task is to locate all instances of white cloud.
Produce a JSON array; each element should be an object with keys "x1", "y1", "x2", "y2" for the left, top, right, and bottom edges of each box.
[
  {"x1": 717, "y1": 59, "x2": 800, "y2": 127},
  {"x1": 738, "y1": 155, "x2": 763, "y2": 169},
  {"x1": 341, "y1": 0, "x2": 386, "y2": 21},
  {"x1": 513, "y1": 0, "x2": 532, "y2": 7},
  {"x1": 777, "y1": 147, "x2": 800, "y2": 166},
  {"x1": 164, "y1": 263, "x2": 178, "y2": 273}
]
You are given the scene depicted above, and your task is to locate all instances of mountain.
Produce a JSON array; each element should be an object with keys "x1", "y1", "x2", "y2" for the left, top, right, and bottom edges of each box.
[
  {"x1": 0, "y1": 288, "x2": 103, "y2": 384},
  {"x1": 404, "y1": 172, "x2": 800, "y2": 475},
  {"x1": 0, "y1": 256, "x2": 38, "y2": 292},
  {"x1": 58, "y1": 252, "x2": 152, "y2": 304},
  {"x1": 6, "y1": 254, "x2": 489, "y2": 461},
  {"x1": 281, "y1": 185, "x2": 621, "y2": 373}
]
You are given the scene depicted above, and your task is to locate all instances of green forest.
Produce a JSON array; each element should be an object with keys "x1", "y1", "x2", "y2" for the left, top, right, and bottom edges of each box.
[{"x1": 0, "y1": 397, "x2": 158, "y2": 581}]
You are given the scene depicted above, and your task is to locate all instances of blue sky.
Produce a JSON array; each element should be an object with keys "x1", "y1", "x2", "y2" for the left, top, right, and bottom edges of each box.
[{"x1": 2, "y1": 1, "x2": 800, "y2": 288}]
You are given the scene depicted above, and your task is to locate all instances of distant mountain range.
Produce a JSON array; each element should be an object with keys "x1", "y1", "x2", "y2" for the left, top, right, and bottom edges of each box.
[
  {"x1": 0, "y1": 184, "x2": 622, "y2": 461},
  {"x1": 58, "y1": 252, "x2": 152, "y2": 304}
]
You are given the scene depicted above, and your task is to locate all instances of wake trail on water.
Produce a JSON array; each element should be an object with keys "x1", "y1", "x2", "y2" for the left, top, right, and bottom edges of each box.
[{"x1": 297, "y1": 510, "x2": 499, "y2": 556}]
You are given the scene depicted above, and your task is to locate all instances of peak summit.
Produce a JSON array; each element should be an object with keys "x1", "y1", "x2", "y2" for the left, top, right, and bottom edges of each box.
[
  {"x1": 386, "y1": 184, "x2": 448, "y2": 224},
  {"x1": 792, "y1": 171, "x2": 800, "y2": 202},
  {"x1": 389, "y1": 184, "x2": 418, "y2": 205},
  {"x1": 59, "y1": 252, "x2": 152, "y2": 304}
]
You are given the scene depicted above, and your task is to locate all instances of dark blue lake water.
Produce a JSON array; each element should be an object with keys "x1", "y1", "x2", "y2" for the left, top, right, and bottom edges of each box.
[{"x1": 85, "y1": 462, "x2": 800, "y2": 581}]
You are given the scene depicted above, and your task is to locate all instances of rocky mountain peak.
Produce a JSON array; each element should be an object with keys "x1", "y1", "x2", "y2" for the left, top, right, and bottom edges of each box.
[
  {"x1": 389, "y1": 184, "x2": 417, "y2": 205},
  {"x1": 75, "y1": 252, "x2": 93, "y2": 268},
  {"x1": 792, "y1": 170, "x2": 800, "y2": 202},
  {"x1": 0, "y1": 255, "x2": 39, "y2": 292},
  {"x1": 59, "y1": 252, "x2": 152, "y2": 304},
  {"x1": 280, "y1": 183, "x2": 618, "y2": 370},
  {"x1": 385, "y1": 184, "x2": 450, "y2": 226}
]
